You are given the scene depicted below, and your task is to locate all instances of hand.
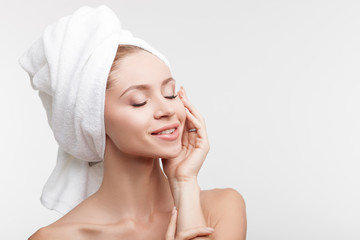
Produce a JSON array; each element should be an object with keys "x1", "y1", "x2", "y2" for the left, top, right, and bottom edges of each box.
[
  {"x1": 161, "y1": 86, "x2": 210, "y2": 183},
  {"x1": 165, "y1": 207, "x2": 215, "y2": 240}
]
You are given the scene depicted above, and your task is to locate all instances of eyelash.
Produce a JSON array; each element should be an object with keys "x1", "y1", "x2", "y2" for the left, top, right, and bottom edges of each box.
[{"x1": 132, "y1": 94, "x2": 178, "y2": 107}]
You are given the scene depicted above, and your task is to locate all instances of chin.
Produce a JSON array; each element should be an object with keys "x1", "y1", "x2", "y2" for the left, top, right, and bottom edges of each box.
[
  {"x1": 160, "y1": 152, "x2": 179, "y2": 159},
  {"x1": 158, "y1": 145, "x2": 182, "y2": 159}
]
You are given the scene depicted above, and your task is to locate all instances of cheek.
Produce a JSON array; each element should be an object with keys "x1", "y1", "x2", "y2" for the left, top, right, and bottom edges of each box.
[{"x1": 105, "y1": 108, "x2": 150, "y2": 151}]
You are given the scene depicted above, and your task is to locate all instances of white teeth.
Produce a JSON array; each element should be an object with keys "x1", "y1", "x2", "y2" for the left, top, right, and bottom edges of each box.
[{"x1": 156, "y1": 128, "x2": 175, "y2": 135}]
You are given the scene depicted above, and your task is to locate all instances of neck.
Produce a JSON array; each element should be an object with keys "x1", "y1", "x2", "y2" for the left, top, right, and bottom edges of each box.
[{"x1": 94, "y1": 137, "x2": 174, "y2": 223}]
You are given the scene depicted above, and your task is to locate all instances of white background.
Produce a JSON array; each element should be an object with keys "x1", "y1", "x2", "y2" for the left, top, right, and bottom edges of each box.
[{"x1": 1, "y1": 0, "x2": 360, "y2": 239}]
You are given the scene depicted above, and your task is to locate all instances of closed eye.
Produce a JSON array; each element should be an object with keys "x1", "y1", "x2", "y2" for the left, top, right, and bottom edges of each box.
[
  {"x1": 132, "y1": 95, "x2": 177, "y2": 107},
  {"x1": 132, "y1": 101, "x2": 147, "y2": 107},
  {"x1": 165, "y1": 94, "x2": 178, "y2": 99}
]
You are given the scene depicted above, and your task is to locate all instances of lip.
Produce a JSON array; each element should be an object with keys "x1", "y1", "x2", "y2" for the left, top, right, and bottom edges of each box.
[
  {"x1": 151, "y1": 123, "x2": 180, "y2": 134},
  {"x1": 152, "y1": 127, "x2": 179, "y2": 141}
]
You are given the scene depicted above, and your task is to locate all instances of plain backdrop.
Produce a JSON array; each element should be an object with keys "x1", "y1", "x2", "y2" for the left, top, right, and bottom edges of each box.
[{"x1": 1, "y1": 0, "x2": 360, "y2": 239}]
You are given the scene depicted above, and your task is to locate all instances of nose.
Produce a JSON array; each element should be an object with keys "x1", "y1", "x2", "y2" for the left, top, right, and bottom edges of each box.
[{"x1": 153, "y1": 96, "x2": 176, "y2": 120}]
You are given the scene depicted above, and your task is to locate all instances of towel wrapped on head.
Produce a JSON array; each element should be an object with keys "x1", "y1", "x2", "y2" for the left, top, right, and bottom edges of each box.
[{"x1": 18, "y1": 5, "x2": 172, "y2": 214}]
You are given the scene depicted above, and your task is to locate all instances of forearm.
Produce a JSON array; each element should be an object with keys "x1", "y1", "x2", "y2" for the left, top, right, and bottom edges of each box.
[{"x1": 169, "y1": 179, "x2": 211, "y2": 240}]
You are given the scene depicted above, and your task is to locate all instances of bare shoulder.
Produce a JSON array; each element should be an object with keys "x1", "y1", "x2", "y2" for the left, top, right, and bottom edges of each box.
[
  {"x1": 201, "y1": 187, "x2": 245, "y2": 199},
  {"x1": 200, "y1": 187, "x2": 246, "y2": 211},
  {"x1": 200, "y1": 188, "x2": 247, "y2": 239},
  {"x1": 28, "y1": 227, "x2": 48, "y2": 240},
  {"x1": 28, "y1": 219, "x2": 135, "y2": 240},
  {"x1": 27, "y1": 212, "x2": 85, "y2": 239},
  {"x1": 27, "y1": 222, "x2": 100, "y2": 240},
  {"x1": 28, "y1": 225, "x2": 70, "y2": 240}
]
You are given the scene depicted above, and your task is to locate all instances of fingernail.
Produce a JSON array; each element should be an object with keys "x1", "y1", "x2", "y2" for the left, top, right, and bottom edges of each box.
[
  {"x1": 204, "y1": 227, "x2": 215, "y2": 232},
  {"x1": 172, "y1": 206, "x2": 177, "y2": 215}
]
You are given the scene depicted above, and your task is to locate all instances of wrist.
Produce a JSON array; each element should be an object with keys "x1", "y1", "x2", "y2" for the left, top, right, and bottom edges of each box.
[
  {"x1": 169, "y1": 177, "x2": 199, "y2": 190},
  {"x1": 169, "y1": 178, "x2": 201, "y2": 205}
]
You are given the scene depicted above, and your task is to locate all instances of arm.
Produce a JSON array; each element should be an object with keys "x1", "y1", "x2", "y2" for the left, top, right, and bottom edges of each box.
[
  {"x1": 162, "y1": 86, "x2": 213, "y2": 239},
  {"x1": 170, "y1": 182, "x2": 247, "y2": 240},
  {"x1": 169, "y1": 178, "x2": 211, "y2": 240},
  {"x1": 163, "y1": 87, "x2": 246, "y2": 239}
]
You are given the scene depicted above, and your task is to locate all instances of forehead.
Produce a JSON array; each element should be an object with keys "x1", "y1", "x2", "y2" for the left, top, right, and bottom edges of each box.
[{"x1": 112, "y1": 50, "x2": 172, "y2": 89}]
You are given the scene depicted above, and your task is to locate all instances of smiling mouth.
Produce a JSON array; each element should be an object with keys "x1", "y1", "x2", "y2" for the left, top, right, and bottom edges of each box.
[
  {"x1": 151, "y1": 122, "x2": 180, "y2": 135},
  {"x1": 151, "y1": 128, "x2": 176, "y2": 135}
]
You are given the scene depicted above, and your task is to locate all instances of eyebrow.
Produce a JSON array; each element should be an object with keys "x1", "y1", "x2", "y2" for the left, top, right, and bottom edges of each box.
[{"x1": 119, "y1": 77, "x2": 175, "y2": 98}]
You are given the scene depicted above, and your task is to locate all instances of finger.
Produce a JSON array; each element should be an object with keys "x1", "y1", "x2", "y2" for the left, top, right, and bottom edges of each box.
[
  {"x1": 181, "y1": 121, "x2": 189, "y2": 148},
  {"x1": 179, "y1": 86, "x2": 204, "y2": 124},
  {"x1": 180, "y1": 87, "x2": 208, "y2": 141},
  {"x1": 176, "y1": 226, "x2": 215, "y2": 240},
  {"x1": 180, "y1": 87, "x2": 201, "y2": 120},
  {"x1": 185, "y1": 109, "x2": 197, "y2": 147},
  {"x1": 185, "y1": 108, "x2": 206, "y2": 140},
  {"x1": 165, "y1": 207, "x2": 177, "y2": 240}
]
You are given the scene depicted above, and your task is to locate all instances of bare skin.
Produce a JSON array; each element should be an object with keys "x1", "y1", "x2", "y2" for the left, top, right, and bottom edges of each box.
[
  {"x1": 29, "y1": 188, "x2": 243, "y2": 240},
  {"x1": 28, "y1": 50, "x2": 247, "y2": 240}
]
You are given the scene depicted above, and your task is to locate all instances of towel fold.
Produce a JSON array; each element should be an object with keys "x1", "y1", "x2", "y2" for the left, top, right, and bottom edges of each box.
[{"x1": 18, "y1": 5, "x2": 171, "y2": 214}]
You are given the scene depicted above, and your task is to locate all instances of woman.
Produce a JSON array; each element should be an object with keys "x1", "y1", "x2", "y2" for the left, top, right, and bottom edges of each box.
[{"x1": 21, "y1": 5, "x2": 246, "y2": 240}]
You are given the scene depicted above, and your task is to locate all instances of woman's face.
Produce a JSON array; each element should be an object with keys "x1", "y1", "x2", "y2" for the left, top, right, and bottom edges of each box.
[{"x1": 104, "y1": 50, "x2": 186, "y2": 159}]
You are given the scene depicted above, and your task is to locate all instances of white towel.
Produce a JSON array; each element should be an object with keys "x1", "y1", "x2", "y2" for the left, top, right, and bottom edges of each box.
[{"x1": 18, "y1": 5, "x2": 172, "y2": 214}]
